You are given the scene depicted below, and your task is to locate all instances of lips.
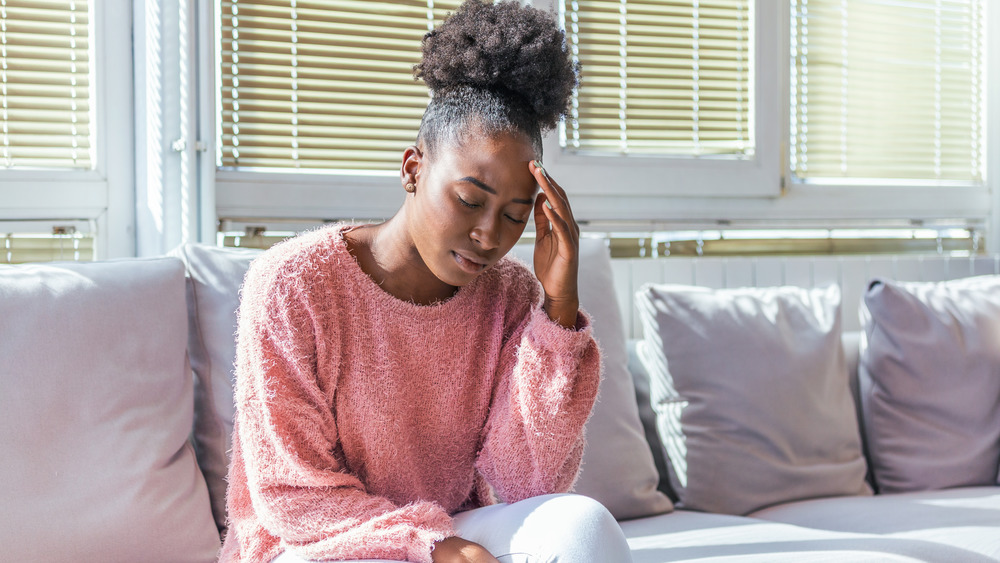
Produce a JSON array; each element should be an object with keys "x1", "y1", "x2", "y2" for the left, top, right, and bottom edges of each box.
[{"x1": 452, "y1": 250, "x2": 488, "y2": 274}]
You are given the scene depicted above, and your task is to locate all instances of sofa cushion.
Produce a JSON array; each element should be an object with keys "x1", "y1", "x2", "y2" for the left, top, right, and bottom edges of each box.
[
  {"x1": 178, "y1": 236, "x2": 672, "y2": 523},
  {"x1": 511, "y1": 240, "x2": 673, "y2": 519},
  {"x1": 622, "y1": 509, "x2": 995, "y2": 562},
  {"x1": 628, "y1": 331, "x2": 872, "y2": 502},
  {"x1": 627, "y1": 339, "x2": 676, "y2": 501},
  {"x1": 635, "y1": 283, "x2": 871, "y2": 515},
  {"x1": 0, "y1": 258, "x2": 221, "y2": 563},
  {"x1": 860, "y1": 276, "x2": 1000, "y2": 493},
  {"x1": 171, "y1": 244, "x2": 260, "y2": 530},
  {"x1": 751, "y1": 487, "x2": 1000, "y2": 560}
]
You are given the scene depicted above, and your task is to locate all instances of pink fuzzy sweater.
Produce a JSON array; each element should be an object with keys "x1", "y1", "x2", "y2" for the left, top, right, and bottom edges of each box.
[{"x1": 218, "y1": 225, "x2": 601, "y2": 563}]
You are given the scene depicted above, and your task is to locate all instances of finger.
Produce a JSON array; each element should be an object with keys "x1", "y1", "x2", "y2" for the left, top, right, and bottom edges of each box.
[
  {"x1": 531, "y1": 160, "x2": 572, "y2": 210},
  {"x1": 533, "y1": 192, "x2": 551, "y2": 239},
  {"x1": 530, "y1": 162, "x2": 569, "y2": 212},
  {"x1": 532, "y1": 167, "x2": 577, "y2": 236},
  {"x1": 531, "y1": 162, "x2": 579, "y2": 239},
  {"x1": 537, "y1": 181, "x2": 579, "y2": 242},
  {"x1": 542, "y1": 199, "x2": 573, "y2": 242}
]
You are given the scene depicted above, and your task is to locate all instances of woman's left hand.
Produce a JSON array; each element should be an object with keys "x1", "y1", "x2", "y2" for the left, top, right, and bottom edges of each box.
[{"x1": 529, "y1": 160, "x2": 580, "y2": 329}]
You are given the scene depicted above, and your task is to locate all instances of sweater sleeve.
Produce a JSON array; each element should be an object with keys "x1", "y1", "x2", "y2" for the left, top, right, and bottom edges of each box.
[
  {"x1": 474, "y1": 280, "x2": 602, "y2": 504},
  {"x1": 234, "y1": 259, "x2": 455, "y2": 563}
]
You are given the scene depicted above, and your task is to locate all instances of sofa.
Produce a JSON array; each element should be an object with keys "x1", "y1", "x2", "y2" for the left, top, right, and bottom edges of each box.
[{"x1": 1, "y1": 235, "x2": 998, "y2": 562}]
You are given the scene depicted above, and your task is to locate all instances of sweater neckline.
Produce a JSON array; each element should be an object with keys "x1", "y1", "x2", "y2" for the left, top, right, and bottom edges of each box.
[{"x1": 333, "y1": 224, "x2": 484, "y2": 317}]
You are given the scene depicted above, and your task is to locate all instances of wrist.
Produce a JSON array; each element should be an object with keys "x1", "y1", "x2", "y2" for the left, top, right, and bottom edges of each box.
[{"x1": 543, "y1": 295, "x2": 580, "y2": 329}]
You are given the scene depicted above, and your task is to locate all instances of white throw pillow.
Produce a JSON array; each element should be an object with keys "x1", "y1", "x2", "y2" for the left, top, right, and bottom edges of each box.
[
  {"x1": 0, "y1": 258, "x2": 220, "y2": 562},
  {"x1": 635, "y1": 283, "x2": 871, "y2": 515},
  {"x1": 859, "y1": 276, "x2": 1000, "y2": 493},
  {"x1": 180, "y1": 237, "x2": 672, "y2": 524}
]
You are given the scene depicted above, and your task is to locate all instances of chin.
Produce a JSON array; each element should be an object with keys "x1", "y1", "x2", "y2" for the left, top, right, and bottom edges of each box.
[
  {"x1": 433, "y1": 254, "x2": 487, "y2": 287},
  {"x1": 434, "y1": 267, "x2": 477, "y2": 288}
]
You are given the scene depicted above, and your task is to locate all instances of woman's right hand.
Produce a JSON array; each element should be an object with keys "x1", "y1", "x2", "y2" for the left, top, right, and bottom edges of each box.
[{"x1": 431, "y1": 536, "x2": 500, "y2": 563}]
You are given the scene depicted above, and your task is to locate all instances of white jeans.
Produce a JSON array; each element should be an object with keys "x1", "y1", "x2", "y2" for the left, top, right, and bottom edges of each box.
[{"x1": 272, "y1": 493, "x2": 633, "y2": 563}]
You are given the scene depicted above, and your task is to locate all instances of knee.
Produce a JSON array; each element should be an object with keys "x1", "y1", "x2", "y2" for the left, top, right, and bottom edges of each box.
[
  {"x1": 535, "y1": 494, "x2": 618, "y2": 532},
  {"x1": 532, "y1": 494, "x2": 625, "y2": 545},
  {"x1": 524, "y1": 494, "x2": 631, "y2": 562}
]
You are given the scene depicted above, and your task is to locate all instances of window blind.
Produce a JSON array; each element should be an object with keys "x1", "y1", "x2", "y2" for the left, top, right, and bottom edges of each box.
[
  {"x1": 562, "y1": 0, "x2": 752, "y2": 157},
  {"x1": 219, "y1": 0, "x2": 462, "y2": 172},
  {"x1": 790, "y1": 0, "x2": 986, "y2": 181},
  {"x1": 1, "y1": 231, "x2": 93, "y2": 263},
  {"x1": 0, "y1": 0, "x2": 92, "y2": 169}
]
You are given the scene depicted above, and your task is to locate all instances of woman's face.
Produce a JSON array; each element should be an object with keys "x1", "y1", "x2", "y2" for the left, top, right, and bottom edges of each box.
[{"x1": 402, "y1": 130, "x2": 538, "y2": 288}]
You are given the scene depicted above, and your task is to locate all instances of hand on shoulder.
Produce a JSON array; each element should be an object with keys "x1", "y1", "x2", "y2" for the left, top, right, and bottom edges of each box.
[{"x1": 432, "y1": 536, "x2": 500, "y2": 563}]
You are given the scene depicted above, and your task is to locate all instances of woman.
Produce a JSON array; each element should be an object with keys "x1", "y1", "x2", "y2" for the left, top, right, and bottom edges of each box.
[{"x1": 219, "y1": 2, "x2": 632, "y2": 562}]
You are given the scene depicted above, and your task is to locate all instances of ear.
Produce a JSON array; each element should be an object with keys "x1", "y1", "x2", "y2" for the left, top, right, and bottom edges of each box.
[{"x1": 400, "y1": 145, "x2": 423, "y2": 191}]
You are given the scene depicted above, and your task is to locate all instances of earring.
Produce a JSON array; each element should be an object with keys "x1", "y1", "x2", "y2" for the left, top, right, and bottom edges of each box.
[{"x1": 405, "y1": 182, "x2": 416, "y2": 193}]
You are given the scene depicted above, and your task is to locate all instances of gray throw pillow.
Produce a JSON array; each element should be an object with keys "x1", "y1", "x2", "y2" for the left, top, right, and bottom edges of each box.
[
  {"x1": 635, "y1": 283, "x2": 871, "y2": 515},
  {"x1": 859, "y1": 276, "x2": 1000, "y2": 493}
]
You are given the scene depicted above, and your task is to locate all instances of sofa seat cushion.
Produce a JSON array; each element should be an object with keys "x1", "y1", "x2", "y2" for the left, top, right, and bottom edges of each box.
[
  {"x1": 751, "y1": 487, "x2": 1000, "y2": 560},
  {"x1": 622, "y1": 508, "x2": 998, "y2": 562}
]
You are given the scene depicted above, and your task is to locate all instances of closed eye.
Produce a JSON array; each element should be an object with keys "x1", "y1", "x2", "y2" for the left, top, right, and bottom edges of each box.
[
  {"x1": 458, "y1": 196, "x2": 480, "y2": 209},
  {"x1": 506, "y1": 215, "x2": 527, "y2": 224}
]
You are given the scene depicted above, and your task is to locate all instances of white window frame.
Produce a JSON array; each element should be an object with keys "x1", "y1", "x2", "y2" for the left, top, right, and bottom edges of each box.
[
  {"x1": 199, "y1": 0, "x2": 996, "y2": 247},
  {"x1": 986, "y1": 0, "x2": 1000, "y2": 254},
  {"x1": 0, "y1": 0, "x2": 135, "y2": 259}
]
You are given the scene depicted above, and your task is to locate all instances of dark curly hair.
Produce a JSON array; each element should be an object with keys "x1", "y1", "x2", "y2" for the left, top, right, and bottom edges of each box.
[{"x1": 413, "y1": 0, "x2": 578, "y2": 158}]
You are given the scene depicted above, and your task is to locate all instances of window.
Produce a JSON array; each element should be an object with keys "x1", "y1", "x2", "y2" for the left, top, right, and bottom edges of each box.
[
  {"x1": 218, "y1": 0, "x2": 462, "y2": 173},
  {"x1": 1, "y1": 0, "x2": 92, "y2": 170},
  {"x1": 790, "y1": 0, "x2": 986, "y2": 182},
  {"x1": 204, "y1": 0, "x2": 994, "y2": 246},
  {"x1": 1, "y1": 222, "x2": 94, "y2": 263},
  {"x1": 538, "y1": 0, "x2": 781, "y2": 202},
  {"x1": 562, "y1": 0, "x2": 752, "y2": 158},
  {"x1": 0, "y1": 0, "x2": 133, "y2": 260}
]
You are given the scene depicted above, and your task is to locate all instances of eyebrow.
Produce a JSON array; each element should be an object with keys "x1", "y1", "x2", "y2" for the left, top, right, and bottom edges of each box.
[{"x1": 458, "y1": 176, "x2": 533, "y2": 205}]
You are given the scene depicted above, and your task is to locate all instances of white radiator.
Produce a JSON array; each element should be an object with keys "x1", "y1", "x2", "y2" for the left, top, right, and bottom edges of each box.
[{"x1": 610, "y1": 254, "x2": 1000, "y2": 339}]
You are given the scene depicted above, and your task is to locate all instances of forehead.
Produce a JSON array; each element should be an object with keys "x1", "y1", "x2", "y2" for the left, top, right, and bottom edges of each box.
[
  {"x1": 434, "y1": 131, "x2": 539, "y2": 196},
  {"x1": 451, "y1": 129, "x2": 536, "y2": 163}
]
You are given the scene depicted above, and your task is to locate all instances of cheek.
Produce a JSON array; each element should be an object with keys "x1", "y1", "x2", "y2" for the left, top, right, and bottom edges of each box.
[
  {"x1": 415, "y1": 191, "x2": 468, "y2": 237},
  {"x1": 503, "y1": 222, "x2": 527, "y2": 246}
]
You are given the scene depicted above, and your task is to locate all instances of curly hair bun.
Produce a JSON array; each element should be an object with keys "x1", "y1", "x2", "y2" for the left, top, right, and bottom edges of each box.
[{"x1": 414, "y1": 0, "x2": 578, "y2": 132}]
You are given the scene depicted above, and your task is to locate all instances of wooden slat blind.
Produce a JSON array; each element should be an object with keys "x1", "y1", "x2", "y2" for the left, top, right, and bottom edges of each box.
[
  {"x1": 219, "y1": 0, "x2": 462, "y2": 172},
  {"x1": 562, "y1": 0, "x2": 752, "y2": 157},
  {"x1": 790, "y1": 0, "x2": 986, "y2": 181},
  {"x1": 0, "y1": 0, "x2": 92, "y2": 169}
]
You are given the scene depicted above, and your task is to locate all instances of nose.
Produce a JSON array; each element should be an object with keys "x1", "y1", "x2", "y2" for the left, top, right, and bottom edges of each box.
[{"x1": 470, "y1": 214, "x2": 501, "y2": 251}]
